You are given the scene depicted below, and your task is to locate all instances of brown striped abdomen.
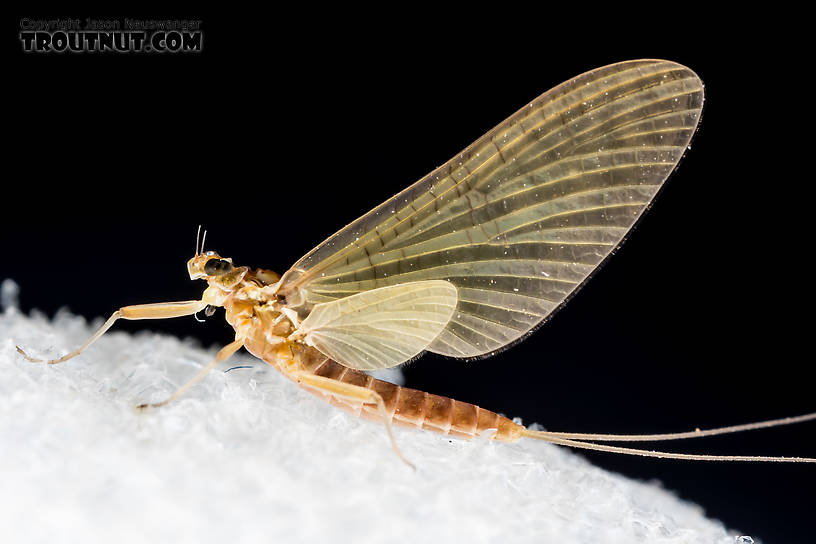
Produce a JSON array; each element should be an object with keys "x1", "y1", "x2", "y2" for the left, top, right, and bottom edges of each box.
[
  {"x1": 240, "y1": 335, "x2": 524, "y2": 442},
  {"x1": 297, "y1": 350, "x2": 524, "y2": 443}
]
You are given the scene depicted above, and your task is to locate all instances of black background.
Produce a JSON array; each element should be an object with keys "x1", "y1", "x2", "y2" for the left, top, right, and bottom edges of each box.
[{"x1": 6, "y1": 8, "x2": 814, "y2": 542}]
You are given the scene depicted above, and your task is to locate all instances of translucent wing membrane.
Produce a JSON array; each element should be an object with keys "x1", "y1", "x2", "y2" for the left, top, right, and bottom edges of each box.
[
  {"x1": 279, "y1": 59, "x2": 704, "y2": 358},
  {"x1": 296, "y1": 281, "x2": 458, "y2": 370}
]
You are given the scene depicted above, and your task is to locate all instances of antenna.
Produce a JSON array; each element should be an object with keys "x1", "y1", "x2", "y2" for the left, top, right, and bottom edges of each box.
[{"x1": 195, "y1": 225, "x2": 202, "y2": 256}]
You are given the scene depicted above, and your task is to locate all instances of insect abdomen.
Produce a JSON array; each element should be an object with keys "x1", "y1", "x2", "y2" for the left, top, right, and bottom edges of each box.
[{"x1": 305, "y1": 356, "x2": 524, "y2": 442}]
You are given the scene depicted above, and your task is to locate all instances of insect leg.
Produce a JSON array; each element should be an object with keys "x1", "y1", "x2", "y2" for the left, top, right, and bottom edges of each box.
[
  {"x1": 292, "y1": 371, "x2": 415, "y2": 470},
  {"x1": 16, "y1": 300, "x2": 208, "y2": 364},
  {"x1": 137, "y1": 338, "x2": 244, "y2": 409}
]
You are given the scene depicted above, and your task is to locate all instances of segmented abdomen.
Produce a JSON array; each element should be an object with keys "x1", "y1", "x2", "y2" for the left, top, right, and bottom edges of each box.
[
  {"x1": 240, "y1": 333, "x2": 524, "y2": 442},
  {"x1": 297, "y1": 348, "x2": 524, "y2": 442}
]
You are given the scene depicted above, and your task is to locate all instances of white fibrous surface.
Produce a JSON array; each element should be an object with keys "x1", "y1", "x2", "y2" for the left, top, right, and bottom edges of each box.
[{"x1": 0, "y1": 279, "x2": 741, "y2": 543}]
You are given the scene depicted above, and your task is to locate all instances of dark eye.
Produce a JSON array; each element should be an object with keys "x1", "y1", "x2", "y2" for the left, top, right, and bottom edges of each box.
[{"x1": 204, "y1": 259, "x2": 233, "y2": 276}]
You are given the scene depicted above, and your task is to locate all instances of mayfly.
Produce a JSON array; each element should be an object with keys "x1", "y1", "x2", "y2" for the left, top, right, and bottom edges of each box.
[{"x1": 18, "y1": 59, "x2": 816, "y2": 467}]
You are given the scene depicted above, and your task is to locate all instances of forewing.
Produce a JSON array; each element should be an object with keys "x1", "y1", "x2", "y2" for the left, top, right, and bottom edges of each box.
[
  {"x1": 296, "y1": 280, "x2": 458, "y2": 370},
  {"x1": 279, "y1": 59, "x2": 704, "y2": 358}
]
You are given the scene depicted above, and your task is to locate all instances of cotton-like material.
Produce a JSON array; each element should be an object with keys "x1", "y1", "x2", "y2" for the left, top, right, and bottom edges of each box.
[{"x1": 0, "y1": 280, "x2": 742, "y2": 543}]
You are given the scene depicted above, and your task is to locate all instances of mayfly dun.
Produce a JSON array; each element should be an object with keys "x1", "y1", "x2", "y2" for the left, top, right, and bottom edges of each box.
[{"x1": 17, "y1": 59, "x2": 816, "y2": 468}]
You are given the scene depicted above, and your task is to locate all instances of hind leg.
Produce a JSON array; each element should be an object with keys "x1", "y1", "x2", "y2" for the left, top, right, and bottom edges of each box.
[{"x1": 292, "y1": 371, "x2": 414, "y2": 469}]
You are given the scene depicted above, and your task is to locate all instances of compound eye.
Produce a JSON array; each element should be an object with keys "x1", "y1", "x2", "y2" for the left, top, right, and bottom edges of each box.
[{"x1": 204, "y1": 258, "x2": 233, "y2": 276}]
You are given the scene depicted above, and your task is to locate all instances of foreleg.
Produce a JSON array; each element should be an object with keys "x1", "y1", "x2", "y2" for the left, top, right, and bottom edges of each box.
[{"x1": 17, "y1": 300, "x2": 208, "y2": 364}]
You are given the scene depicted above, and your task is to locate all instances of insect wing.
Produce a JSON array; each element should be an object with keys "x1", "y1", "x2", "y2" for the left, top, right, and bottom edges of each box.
[
  {"x1": 279, "y1": 59, "x2": 704, "y2": 358},
  {"x1": 296, "y1": 280, "x2": 458, "y2": 370}
]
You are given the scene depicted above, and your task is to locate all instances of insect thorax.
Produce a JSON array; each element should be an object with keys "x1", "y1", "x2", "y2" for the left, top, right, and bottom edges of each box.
[{"x1": 212, "y1": 269, "x2": 297, "y2": 349}]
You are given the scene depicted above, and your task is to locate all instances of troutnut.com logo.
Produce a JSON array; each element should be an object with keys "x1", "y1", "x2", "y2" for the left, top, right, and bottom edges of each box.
[{"x1": 19, "y1": 18, "x2": 203, "y2": 53}]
